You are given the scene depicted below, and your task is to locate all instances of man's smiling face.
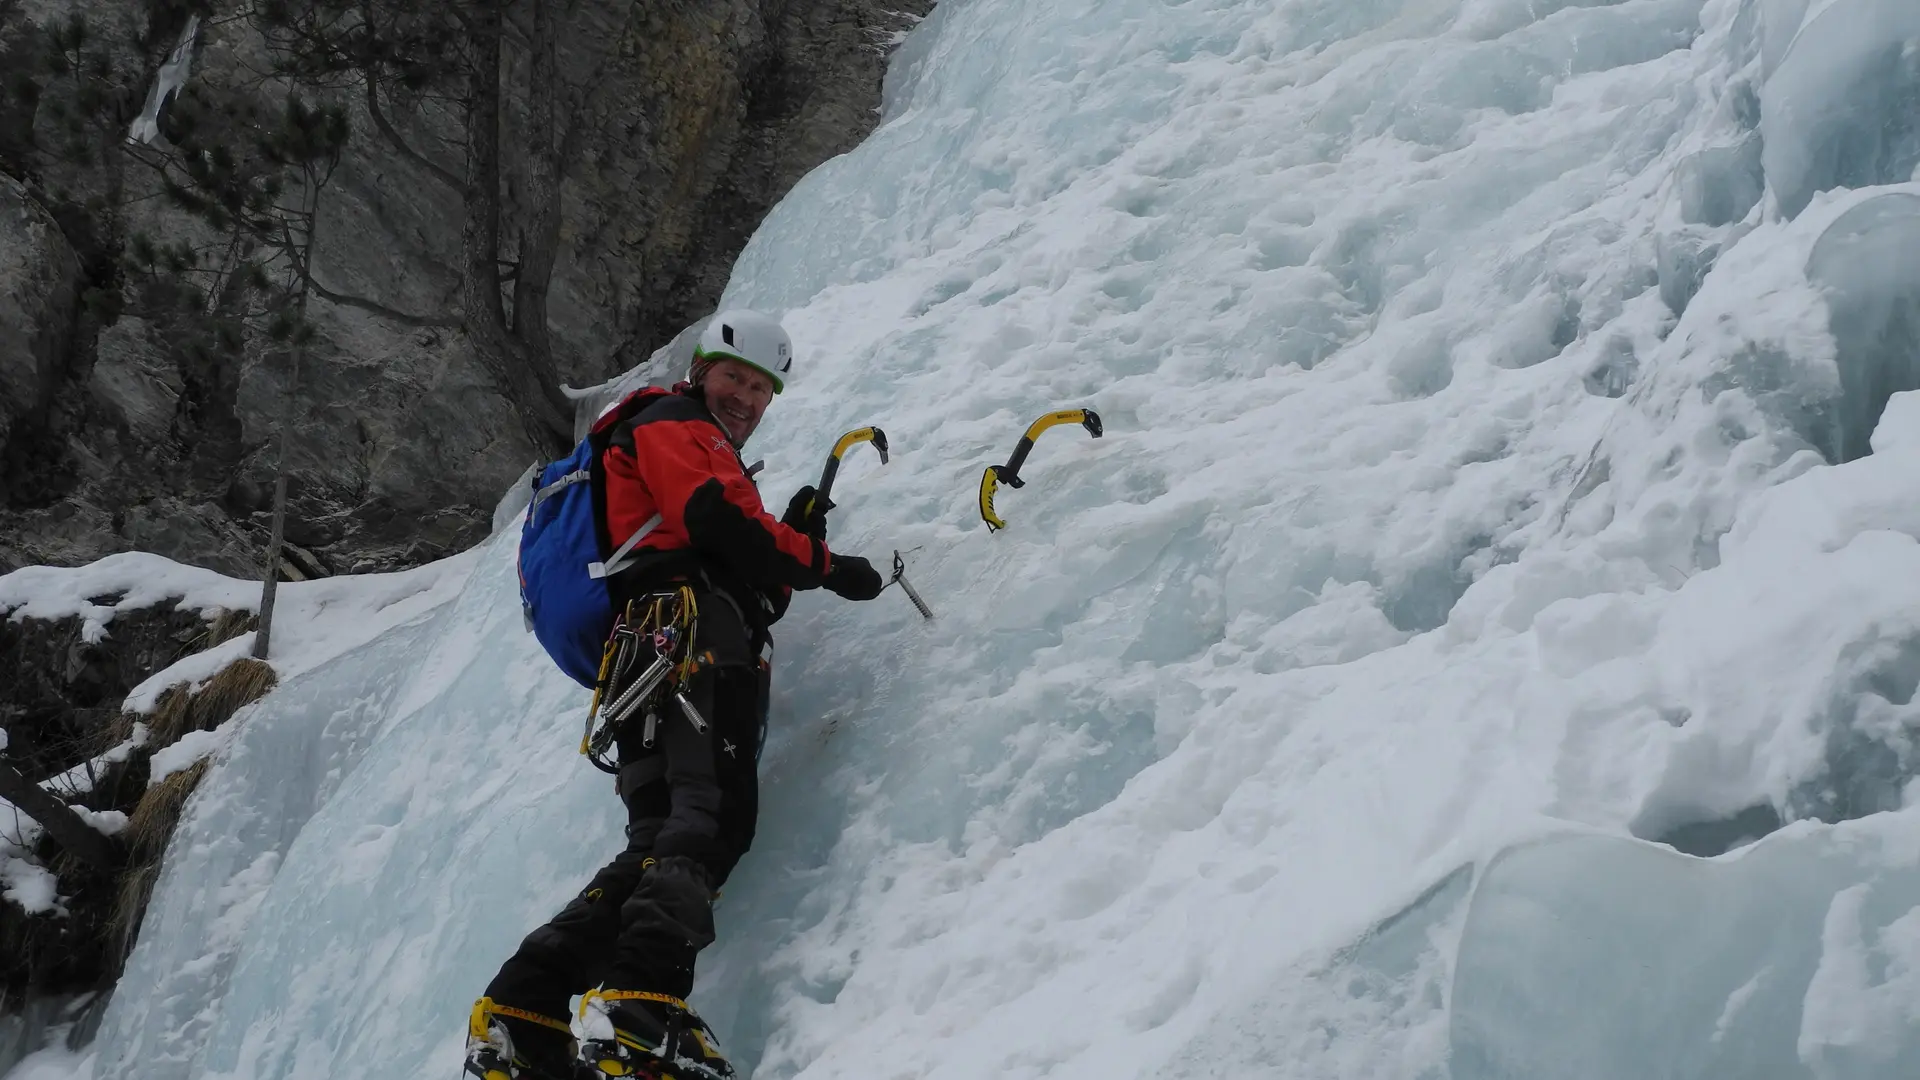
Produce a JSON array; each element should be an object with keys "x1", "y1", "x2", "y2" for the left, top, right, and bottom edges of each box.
[{"x1": 701, "y1": 357, "x2": 775, "y2": 446}]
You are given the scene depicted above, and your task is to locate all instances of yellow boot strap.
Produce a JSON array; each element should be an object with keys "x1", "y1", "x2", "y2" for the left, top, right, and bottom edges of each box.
[
  {"x1": 474, "y1": 996, "x2": 573, "y2": 1036},
  {"x1": 579, "y1": 988, "x2": 689, "y2": 1018}
]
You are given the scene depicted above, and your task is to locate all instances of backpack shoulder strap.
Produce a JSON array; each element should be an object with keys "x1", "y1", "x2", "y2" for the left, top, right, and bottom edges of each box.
[
  {"x1": 590, "y1": 385, "x2": 673, "y2": 437},
  {"x1": 588, "y1": 512, "x2": 664, "y2": 579},
  {"x1": 582, "y1": 386, "x2": 683, "y2": 578},
  {"x1": 529, "y1": 467, "x2": 592, "y2": 516}
]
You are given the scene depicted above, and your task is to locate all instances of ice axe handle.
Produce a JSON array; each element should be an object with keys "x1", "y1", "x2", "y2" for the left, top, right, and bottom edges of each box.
[
  {"x1": 997, "y1": 409, "x2": 1102, "y2": 487},
  {"x1": 979, "y1": 466, "x2": 1009, "y2": 531},
  {"x1": 813, "y1": 426, "x2": 890, "y2": 511}
]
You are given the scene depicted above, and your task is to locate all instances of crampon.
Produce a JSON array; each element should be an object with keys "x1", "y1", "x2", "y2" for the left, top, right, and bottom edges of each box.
[
  {"x1": 575, "y1": 989, "x2": 733, "y2": 1080},
  {"x1": 464, "y1": 997, "x2": 574, "y2": 1080}
]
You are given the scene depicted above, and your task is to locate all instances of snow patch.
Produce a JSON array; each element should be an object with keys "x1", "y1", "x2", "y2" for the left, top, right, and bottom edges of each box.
[
  {"x1": 1, "y1": 853, "x2": 59, "y2": 915},
  {"x1": 149, "y1": 728, "x2": 232, "y2": 786},
  {"x1": 124, "y1": 636, "x2": 255, "y2": 714},
  {"x1": 0, "y1": 547, "x2": 483, "y2": 709},
  {"x1": 71, "y1": 808, "x2": 128, "y2": 838}
]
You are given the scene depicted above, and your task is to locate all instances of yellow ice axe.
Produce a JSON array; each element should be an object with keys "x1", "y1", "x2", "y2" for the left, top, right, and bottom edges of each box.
[
  {"x1": 807, "y1": 426, "x2": 889, "y2": 519},
  {"x1": 978, "y1": 408, "x2": 1103, "y2": 531}
]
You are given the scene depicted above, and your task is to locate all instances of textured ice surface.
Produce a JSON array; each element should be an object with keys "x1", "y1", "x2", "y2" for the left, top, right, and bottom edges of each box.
[
  {"x1": 16, "y1": 0, "x2": 1920, "y2": 1077},
  {"x1": 1758, "y1": 0, "x2": 1920, "y2": 218},
  {"x1": 1803, "y1": 192, "x2": 1920, "y2": 462},
  {"x1": 1453, "y1": 824, "x2": 1920, "y2": 1080}
]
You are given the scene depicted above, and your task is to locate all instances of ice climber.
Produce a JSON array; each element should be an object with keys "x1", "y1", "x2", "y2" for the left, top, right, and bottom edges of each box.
[{"x1": 467, "y1": 310, "x2": 886, "y2": 1080}]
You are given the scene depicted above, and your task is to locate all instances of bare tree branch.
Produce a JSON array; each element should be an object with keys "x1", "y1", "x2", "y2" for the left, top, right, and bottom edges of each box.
[
  {"x1": 365, "y1": 77, "x2": 463, "y2": 192},
  {"x1": 280, "y1": 224, "x2": 459, "y2": 327},
  {"x1": 309, "y1": 276, "x2": 459, "y2": 327},
  {"x1": 0, "y1": 761, "x2": 123, "y2": 872}
]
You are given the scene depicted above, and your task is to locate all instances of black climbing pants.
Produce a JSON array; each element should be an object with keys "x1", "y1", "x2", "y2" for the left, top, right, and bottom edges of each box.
[{"x1": 485, "y1": 585, "x2": 768, "y2": 1021}]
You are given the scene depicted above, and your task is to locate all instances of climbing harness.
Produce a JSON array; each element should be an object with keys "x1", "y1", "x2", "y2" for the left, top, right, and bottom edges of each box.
[
  {"x1": 805, "y1": 425, "x2": 890, "y2": 520},
  {"x1": 886, "y1": 550, "x2": 935, "y2": 620},
  {"x1": 978, "y1": 408, "x2": 1104, "y2": 531},
  {"x1": 580, "y1": 586, "x2": 707, "y2": 774}
]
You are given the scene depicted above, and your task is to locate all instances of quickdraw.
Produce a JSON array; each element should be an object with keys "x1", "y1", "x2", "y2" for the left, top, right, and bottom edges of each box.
[
  {"x1": 978, "y1": 408, "x2": 1104, "y2": 531},
  {"x1": 807, "y1": 426, "x2": 889, "y2": 520},
  {"x1": 581, "y1": 586, "x2": 704, "y2": 774}
]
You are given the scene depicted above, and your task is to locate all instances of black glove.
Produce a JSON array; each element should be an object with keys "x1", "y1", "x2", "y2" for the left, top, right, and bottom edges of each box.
[
  {"x1": 822, "y1": 554, "x2": 884, "y2": 601},
  {"x1": 781, "y1": 486, "x2": 834, "y2": 540}
]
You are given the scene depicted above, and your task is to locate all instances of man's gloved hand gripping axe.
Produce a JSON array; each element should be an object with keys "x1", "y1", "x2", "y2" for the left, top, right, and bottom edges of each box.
[{"x1": 787, "y1": 426, "x2": 889, "y2": 539}]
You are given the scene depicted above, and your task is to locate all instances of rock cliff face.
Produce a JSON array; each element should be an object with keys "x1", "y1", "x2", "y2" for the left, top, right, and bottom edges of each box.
[
  {"x1": 0, "y1": 602, "x2": 206, "y2": 789},
  {"x1": 0, "y1": 175, "x2": 81, "y2": 486},
  {"x1": 0, "y1": 0, "x2": 930, "y2": 578}
]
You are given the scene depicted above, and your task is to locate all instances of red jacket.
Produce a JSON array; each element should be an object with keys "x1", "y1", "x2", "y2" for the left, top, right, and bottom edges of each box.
[{"x1": 597, "y1": 388, "x2": 831, "y2": 602}]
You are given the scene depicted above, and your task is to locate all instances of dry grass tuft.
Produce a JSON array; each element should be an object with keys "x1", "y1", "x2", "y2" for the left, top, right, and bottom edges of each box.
[
  {"x1": 109, "y1": 860, "x2": 162, "y2": 964},
  {"x1": 138, "y1": 683, "x2": 195, "y2": 747},
  {"x1": 111, "y1": 757, "x2": 211, "y2": 961},
  {"x1": 105, "y1": 635, "x2": 277, "y2": 754},
  {"x1": 203, "y1": 608, "x2": 258, "y2": 649},
  {"x1": 108, "y1": 684, "x2": 191, "y2": 750},
  {"x1": 141, "y1": 658, "x2": 278, "y2": 748},
  {"x1": 187, "y1": 657, "x2": 277, "y2": 734},
  {"x1": 103, "y1": 659, "x2": 272, "y2": 969},
  {"x1": 123, "y1": 759, "x2": 208, "y2": 861}
]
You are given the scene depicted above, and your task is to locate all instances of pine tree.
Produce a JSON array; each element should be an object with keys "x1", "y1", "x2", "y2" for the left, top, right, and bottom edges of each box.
[
  {"x1": 250, "y1": 94, "x2": 347, "y2": 660},
  {"x1": 0, "y1": 4, "x2": 348, "y2": 844},
  {"x1": 256, "y1": 0, "x2": 606, "y2": 456},
  {"x1": 4, "y1": 1, "x2": 365, "y2": 579}
]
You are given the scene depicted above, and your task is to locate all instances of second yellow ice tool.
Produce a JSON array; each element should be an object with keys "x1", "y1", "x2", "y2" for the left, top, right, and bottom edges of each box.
[{"x1": 978, "y1": 408, "x2": 1103, "y2": 531}]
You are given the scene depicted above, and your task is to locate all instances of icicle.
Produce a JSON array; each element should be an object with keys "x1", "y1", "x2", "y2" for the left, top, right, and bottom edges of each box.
[{"x1": 128, "y1": 15, "x2": 200, "y2": 146}]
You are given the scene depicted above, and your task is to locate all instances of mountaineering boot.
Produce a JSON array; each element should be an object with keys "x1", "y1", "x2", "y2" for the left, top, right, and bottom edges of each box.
[
  {"x1": 465, "y1": 997, "x2": 578, "y2": 1080},
  {"x1": 576, "y1": 989, "x2": 734, "y2": 1079}
]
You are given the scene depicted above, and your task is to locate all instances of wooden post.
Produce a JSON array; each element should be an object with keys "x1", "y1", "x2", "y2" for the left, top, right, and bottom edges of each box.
[{"x1": 254, "y1": 166, "x2": 317, "y2": 662}]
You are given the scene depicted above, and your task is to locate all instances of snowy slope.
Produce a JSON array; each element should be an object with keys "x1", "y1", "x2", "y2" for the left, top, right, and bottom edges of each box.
[{"x1": 15, "y1": 0, "x2": 1920, "y2": 1076}]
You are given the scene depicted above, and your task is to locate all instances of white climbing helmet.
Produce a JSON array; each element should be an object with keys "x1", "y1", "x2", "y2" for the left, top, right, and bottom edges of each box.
[{"x1": 692, "y1": 309, "x2": 793, "y2": 394}]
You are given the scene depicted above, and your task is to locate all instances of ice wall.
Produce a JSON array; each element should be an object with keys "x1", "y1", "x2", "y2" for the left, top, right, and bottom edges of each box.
[
  {"x1": 19, "y1": 0, "x2": 1920, "y2": 1077},
  {"x1": 1757, "y1": 0, "x2": 1920, "y2": 219},
  {"x1": 1452, "y1": 825, "x2": 1920, "y2": 1080}
]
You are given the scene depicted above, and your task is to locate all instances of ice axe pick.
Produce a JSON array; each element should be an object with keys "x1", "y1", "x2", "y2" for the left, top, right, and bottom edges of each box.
[{"x1": 888, "y1": 550, "x2": 934, "y2": 620}]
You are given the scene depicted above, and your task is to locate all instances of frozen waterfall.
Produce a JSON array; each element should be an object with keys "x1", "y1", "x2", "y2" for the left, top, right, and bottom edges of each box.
[{"x1": 14, "y1": 0, "x2": 1920, "y2": 1075}]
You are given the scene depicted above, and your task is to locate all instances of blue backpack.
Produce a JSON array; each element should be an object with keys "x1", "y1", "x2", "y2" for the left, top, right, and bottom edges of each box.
[{"x1": 518, "y1": 387, "x2": 672, "y2": 687}]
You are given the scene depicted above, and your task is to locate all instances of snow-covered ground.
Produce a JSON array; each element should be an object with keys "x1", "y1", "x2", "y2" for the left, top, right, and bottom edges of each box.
[
  {"x1": 11, "y1": 0, "x2": 1920, "y2": 1075},
  {"x1": 0, "y1": 553, "x2": 474, "y2": 921}
]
